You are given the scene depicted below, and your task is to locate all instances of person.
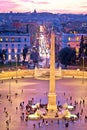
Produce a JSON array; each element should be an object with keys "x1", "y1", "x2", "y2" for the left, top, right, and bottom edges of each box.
[
  {"x1": 6, "y1": 120, "x2": 9, "y2": 127},
  {"x1": 5, "y1": 111, "x2": 8, "y2": 117},
  {"x1": 0, "y1": 94, "x2": 1, "y2": 98},
  {"x1": 16, "y1": 107, "x2": 18, "y2": 112},
  {"x1": 55, "y1": 112, "x2": 58, "y2": 117},
  {"x1": 42, "y1": 118, "x2": 44, "y2": 123},
  {"x1": 25, "y1": 117, "x2": 28, "y2": 125},
  {"x1": 65, "y1": 122, "x2": 69, "y2": 127},
  {"x1": 9, "y1": 116, "x2": 11, "y2": 122},
  {"x1": 38, "y1": 122, "x2": 41, "y2": 128},
  {"x1": 46, "y1": 121, "x2": 48, "y2": 126},
  {"x1": 4, "y1": 107, "x2": 6, "y2": 112},
  {"x1": 22, "y1": 89, "x2": 23, "y2": 93},
  {"x1": 33, "y1": 124, "x2": 36, "y2": 128}
]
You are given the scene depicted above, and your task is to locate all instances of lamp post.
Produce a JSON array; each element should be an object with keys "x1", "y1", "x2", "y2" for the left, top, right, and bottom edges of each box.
[
  {"x1": 8, "y1": 75, "x2": 11, "y2": 101},
  {"x1": 82, "y1": 55, "x2": 84, "y2": 84},
  {"x1": 82, "y1": 49, "x2": 86, "y2": 84},
  {"x1": 15, "y1": 56, "x2": 18, "y2": 83}
]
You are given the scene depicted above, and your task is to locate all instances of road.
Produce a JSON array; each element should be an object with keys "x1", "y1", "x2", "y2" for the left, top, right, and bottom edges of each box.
[{"x1": 0, "y1": 77, "x2": 87, "y2": 130}]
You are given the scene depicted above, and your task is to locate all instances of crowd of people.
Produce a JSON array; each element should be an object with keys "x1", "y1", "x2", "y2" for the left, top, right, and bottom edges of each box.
[{"x1": 0, "y1": 87, "x2": 87, "y2": 130}]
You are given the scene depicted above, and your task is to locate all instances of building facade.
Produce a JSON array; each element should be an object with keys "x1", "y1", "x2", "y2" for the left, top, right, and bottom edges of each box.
[{"x1": 0, "y1": 33, "x2": 30, "y2": 62}]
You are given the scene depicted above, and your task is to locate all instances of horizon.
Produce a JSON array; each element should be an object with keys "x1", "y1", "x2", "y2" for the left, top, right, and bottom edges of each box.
[{"x1": 0, "y1": 0, "x2": 87, "y2": 14}]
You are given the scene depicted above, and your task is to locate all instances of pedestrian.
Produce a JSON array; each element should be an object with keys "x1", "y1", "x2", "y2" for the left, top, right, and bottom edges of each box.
[
  {"x1": 9, "y1": 116, "x2": 11, "y2": 122},
  {"x1": 51, "y1": 120, "x2": 53, "y2": 123},
  {"x1": 70, "y1": 96, "x2": 72, "y2": 100},
  {"x1": 4, "y1": 107, "x2": 6, "y2": 112},
  {"x1": 80, "y1": 100, "x2": 82, "y2": 106},
  {"x1": 16, "y1": 107, "x2": 18, "y2": 112},
  {"x1": 1, "y1": 80, "x2": 3, "y2": 83},
  {"x1": 80, "y1": 108, "x2": 83, "y2": 115},
  {"x1": 84, "y1": 116, "x2": 87, "y2": 122},
  {"x1": 7, "y1": 127, "x2": 9, "y2": 130},
  {"x1": 42, "y1": 118, "x2": 44, "y2": 123},
  {"x1": 83, "y1": 99, "x2": 85, "y2": 106},
  {"x1": 25, "y1": 117, "x2": 28, "y2": 125},
  {"x1": 0, "y1": 94, "x2": 1, "y2": 98},
  {"x1": 6, "y1": 120, "x2": 9, "y2": 127},
  {"x1": 46, "y1": 121, "x2": 48, "y2": 126},
  {"x1": 57, "y1": 119, "x2": 59, "y2": 124},
  {"x1": 5, "y1": 111, "x2": 8, "y2": 117},
  {"x1": 40, "y1": 99, "x2": 41, "y2": 104},
  {"x1": 58, "y1": 100, "x2": 60, "y2": 105},
  {"x1": 7, "y1": 95, "x2": 8, "y2": 99},
  {"x1": 38, "y1": 122, "x2": 41, "y2": 128},
  {"x1": 33, "y1": 124, "x2": 36, "y2": 128},
  {"x1": 22, "y1": 89, "x2": 23, "y2": 93},
  {"x1": 65, "y1": 122, "x2": 69, "y2": 127}
]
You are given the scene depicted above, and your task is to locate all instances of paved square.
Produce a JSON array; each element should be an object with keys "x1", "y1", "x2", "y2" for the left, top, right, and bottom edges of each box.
[{"x1": 0, "y1": 78, "x2": 87, "y2": 130}]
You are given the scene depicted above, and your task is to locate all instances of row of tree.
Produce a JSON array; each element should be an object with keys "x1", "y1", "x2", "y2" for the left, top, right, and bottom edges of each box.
[{"x1": 0, "y1": 35, "x2": 87, "y2": 68}]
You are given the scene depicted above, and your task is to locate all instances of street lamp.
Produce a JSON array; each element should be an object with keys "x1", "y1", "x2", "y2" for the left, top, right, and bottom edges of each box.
[
  {"x1": 15, "y1": 56, "x2": 18, "y2": 83},
  {"x1": 82, "y1": 49, "x2": 86, "y2": 84},
  {"x1": 82, "y1": 55, "x2": 85, "y2": 84},
  {"x1": 8, "y1": 76, "x2": 11, "y2": 101}
]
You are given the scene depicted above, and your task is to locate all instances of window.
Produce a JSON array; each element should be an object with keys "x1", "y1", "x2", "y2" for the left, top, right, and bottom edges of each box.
[
  {"x1": 6, "y1": 38, "x2": 8, "y2": 42},
  {"x1": 12, "y1": 49, "x2": 14, "y2": 53},
  {"x1": 18, "y1": 38, "x2": 21, "y2": 42},
  {"x1": 12, "y1": 44, "x2": 14, "y2": 47},
  {"x1": 24, "y1": 38, "x2": 26, "y2": 42},
  {"x1": 12, "y1": 38, "x2": 15, "y2": 42},
  {"x1": 18, "y1": 44, "x2": 20, "y2": 47},
  {"x1": 0, "y1": 38, "x2": 2, "y2": 42},
  {"x1": 76, "y1": 37, "x2": 79, "y2": 41},
  {"x1": 18, "y1": 49, "x2": 20, "y2": 53},
  {"x1": 68, "y1": 37, "x2": 71, "y2": 41},
  {"x1": 0, "y1": 44, "x2": 2, "y2": 47},
  {"x1": 5, "y1": 44, "x2": 8, "y2": 47}
]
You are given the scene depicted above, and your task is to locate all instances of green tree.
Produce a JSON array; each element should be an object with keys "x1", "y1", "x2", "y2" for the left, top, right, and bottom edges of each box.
[
  {"x1": 58, "y1": 47, "x2": 76, "y2": 67},
  {"x1": 23, "y1": 44, "x2": 28, "y2": 64},
  {"x1": 0, "y1": 49, "x2": 7, "y2": 64},
  {"x1": 79, "y1": 35, "x2": 84, "y2": 58}
]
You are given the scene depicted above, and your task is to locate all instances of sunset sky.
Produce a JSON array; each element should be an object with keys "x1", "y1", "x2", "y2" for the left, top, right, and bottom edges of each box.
[{"x1": 0, "y1": 0, "x2": 87, "y2": 14}]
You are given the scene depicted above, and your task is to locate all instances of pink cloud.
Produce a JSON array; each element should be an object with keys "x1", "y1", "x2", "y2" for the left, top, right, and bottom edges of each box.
[
  {"x1": 80, "y1": 5, "x2": 87, "y2": 8},
  {"x1": 21, "y1": 0, "x2": 35, "y2": 3},
  {"x1": 36, "y1": 2, "x2": 49, "y2": 4},
  {"x1": 0, "y1": 0, "x2": 19, "y2": 12},
  {"x1": 21, "y1": 0, "x2": 49, "y2": 4}
]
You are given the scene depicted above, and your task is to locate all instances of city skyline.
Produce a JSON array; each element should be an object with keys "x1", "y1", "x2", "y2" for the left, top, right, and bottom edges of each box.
[{"x1": 0, "y1": 0, "x2": 87, "y2": 14}]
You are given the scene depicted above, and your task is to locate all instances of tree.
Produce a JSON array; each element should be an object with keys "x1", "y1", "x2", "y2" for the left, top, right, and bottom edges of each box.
[
  {"x1": 58, "y1": 47, "x2": 76, "y2": 67},
  {"x1": 79, "y1": 35, "x2": 85, "y2": 58},
  {"x1": 30, "y1": 49, "x2": 39, "y2": 67},
  {"x1": 0, "y1": 49, "x2": 7, "y2": 64},
  {"x1": 23, "y1": 44, "x2": 28, "y2": 63}
]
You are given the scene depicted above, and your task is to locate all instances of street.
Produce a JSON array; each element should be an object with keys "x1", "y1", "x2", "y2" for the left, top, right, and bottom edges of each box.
[{"x1": 0, "y1": 77, "x2": 87, "y2": 130}]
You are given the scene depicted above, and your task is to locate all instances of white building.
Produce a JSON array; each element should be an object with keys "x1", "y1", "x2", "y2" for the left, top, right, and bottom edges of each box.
[{"x1": 0, "y1": 33, "x2": 30, "y2": 62}]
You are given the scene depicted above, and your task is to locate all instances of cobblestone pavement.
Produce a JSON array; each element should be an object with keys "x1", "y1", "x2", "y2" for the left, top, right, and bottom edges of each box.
[{"x1": 0, "y1": 78, "x2": 87, "y2": 130}]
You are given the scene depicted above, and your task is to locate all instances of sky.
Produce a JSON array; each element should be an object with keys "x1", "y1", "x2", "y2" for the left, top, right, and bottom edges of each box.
[{"x1": 0, "y1": 0, "x2": 87, "y2": 14}]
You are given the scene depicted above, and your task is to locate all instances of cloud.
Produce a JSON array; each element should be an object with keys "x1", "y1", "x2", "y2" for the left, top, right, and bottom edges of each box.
[
  {"x1": 80, "y1": 5, "x2": 87, "y2": 8},
  {"x1": 36, "y1": 2, "x2": 49, "y2": 4},
  {"x1": 21, "y1": 0, "x2": 49, "y2": 4},
  {"x1": 21, "y1": 0, "x2": 35, "y2": 3},
  {"x1": 0, "y1": 0, "x2": 19, "y2": 12}
]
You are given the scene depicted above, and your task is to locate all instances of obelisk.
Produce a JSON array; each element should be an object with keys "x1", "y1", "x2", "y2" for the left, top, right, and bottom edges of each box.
[{"x1": 47, "y1": 31, "x2": 57, "y2": 112}]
